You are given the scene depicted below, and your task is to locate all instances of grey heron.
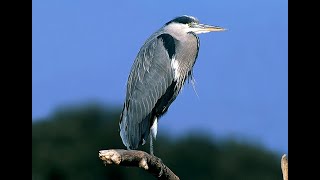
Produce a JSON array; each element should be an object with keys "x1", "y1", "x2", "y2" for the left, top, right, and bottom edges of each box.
[{"x1": 120, "y1": 15, "x2": 225, "y2": 155}]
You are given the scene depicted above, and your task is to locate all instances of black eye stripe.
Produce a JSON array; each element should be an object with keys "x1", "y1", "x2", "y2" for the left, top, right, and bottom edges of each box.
[{"x1": 165, "y1": 16, "x2": 199, "y2": 25}]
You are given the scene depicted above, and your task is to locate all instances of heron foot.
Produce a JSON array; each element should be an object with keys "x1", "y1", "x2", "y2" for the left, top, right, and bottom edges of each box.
[{"x1": 158, "y1": 158, "x2": 163, "y2": 177}]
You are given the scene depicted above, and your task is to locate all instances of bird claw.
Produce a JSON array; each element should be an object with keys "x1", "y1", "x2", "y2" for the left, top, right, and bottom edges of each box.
[
  {"x1": 158, "y1": 158, "x2": 164, "y2": 177},
  {"x1": 158, "y1": 166, "x2": 163, "y2": 177}
]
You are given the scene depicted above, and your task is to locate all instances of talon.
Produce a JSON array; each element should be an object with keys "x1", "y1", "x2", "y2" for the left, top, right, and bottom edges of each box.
[
  {"x1": 158, "y1": 158, "x2": 164, "y2": 177},
  {"x1": 158, "y1": 165, "x2": 163, "y2": 177}
]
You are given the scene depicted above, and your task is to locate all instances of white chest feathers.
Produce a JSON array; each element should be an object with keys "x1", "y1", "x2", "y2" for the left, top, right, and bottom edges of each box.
[{"x1": 171, "y1": 56, "x2": 180, "y2": 80}]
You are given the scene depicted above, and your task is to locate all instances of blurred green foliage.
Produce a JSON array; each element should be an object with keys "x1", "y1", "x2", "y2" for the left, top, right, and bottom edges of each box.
[{"x1": 32, "y1": 104, "x2": 282, "y2": 180}]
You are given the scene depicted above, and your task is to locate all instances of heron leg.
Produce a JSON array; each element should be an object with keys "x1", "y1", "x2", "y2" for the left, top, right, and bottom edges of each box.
[
  {"x1": 150, "y1": 133, "x2": 154, "y2": 156},
  {"x1": 150, "y1": 134, "x2": 164, "y2": 177}
]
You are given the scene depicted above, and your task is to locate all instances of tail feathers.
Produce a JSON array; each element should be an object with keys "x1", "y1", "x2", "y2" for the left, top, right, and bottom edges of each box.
[
  {"x1": 119, "y1": 110, "x2": 130, "y2": 149},
  {"x1": 119, "y1": 109, "x2": 151, "y2": 150}
]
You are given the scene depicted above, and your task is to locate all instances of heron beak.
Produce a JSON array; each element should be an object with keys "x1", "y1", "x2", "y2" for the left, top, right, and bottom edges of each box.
[
  {"x1": 191, "y1": 23, "x2": 226, "y2": 34},
  {"x1": 201, "y1": 24, "x2": 226, "y2": 32}
]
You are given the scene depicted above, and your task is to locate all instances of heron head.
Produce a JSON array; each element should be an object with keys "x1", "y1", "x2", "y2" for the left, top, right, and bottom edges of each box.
[{"x1": 165, "y1": 15, "x2": 226, "y2": 34}]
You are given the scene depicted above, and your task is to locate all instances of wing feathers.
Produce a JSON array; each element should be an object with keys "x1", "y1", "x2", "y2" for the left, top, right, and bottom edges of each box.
[{"x1": 120, "y1": 33, "x2": 178, "y2": 149}]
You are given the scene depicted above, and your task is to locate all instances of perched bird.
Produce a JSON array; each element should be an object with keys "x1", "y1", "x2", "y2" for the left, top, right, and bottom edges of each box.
[{"x1": 120, "y1": 15, "x2": 225, "y2": 155}]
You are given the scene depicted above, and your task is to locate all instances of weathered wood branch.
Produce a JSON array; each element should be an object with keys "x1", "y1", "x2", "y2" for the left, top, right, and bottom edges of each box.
[
  {"x1": 99, "y1": 149, "x2": 180, "y2": 180},
  {"x1": 281, "y1": 154, "x2": 288, "y2": 180}
]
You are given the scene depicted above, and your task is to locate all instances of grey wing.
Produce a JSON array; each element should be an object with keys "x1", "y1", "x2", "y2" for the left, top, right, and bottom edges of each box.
[{"x1": 120, "y1": 35, "x2": 176, "y2": 149}]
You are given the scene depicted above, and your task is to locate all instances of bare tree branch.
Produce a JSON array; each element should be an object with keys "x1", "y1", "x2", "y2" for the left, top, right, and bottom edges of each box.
[
  {"x1": 281, "y1": 154, "x2": 288, "y2": 180},
  {"x1": 99, "y1": 149, "x2": 180, "y2": 180}
]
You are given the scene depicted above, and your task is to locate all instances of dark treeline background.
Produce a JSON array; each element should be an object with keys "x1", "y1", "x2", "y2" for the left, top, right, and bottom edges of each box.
[{"x1": 32, "y1": 103, "x2": 282, "y2": 180}]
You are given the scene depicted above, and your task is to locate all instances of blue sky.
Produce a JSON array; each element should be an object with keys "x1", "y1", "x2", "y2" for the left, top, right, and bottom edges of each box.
[{"x1": 32, "y1": 0, "x2": 288, "y2": 153}]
